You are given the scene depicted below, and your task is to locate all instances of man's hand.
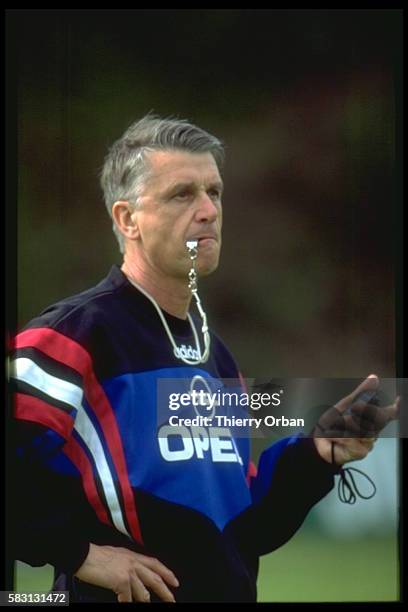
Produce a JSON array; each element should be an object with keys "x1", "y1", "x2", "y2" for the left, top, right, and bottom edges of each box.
[
  {"x1": 74, "y1": 543, "x2": 179, "y2": 603},
  {"x1": 313, "y1": 374, "x2": 400, "y2": 466}
]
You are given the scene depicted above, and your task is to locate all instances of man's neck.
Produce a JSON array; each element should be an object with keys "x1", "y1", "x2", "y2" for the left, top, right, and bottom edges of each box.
[{"x1": 121, "y1": 258, "x2": 191, "y2": 320}]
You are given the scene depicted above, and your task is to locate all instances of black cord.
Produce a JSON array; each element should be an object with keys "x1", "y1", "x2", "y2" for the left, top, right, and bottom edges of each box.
[{"x1": 331, "y1": 442, "x2": 377, "y2": 504}]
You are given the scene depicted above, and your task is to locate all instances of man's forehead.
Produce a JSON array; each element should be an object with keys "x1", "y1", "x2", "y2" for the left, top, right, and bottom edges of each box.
[{"x1": 144, "y1": 149, "x2": 221, "y2": 185}]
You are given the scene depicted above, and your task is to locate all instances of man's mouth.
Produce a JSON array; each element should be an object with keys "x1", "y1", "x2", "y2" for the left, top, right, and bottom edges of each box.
[
  {"x1": 189, "y1": 235, "x2": 218, "y2": 244},
  {"x1": 198, "y1": 237, "x2": 217, "y2": 245}
]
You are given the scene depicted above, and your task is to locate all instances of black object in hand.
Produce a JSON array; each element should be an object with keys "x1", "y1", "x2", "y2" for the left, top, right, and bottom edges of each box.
[{"x1": 345, "y1": 389, "x2": 380, "y2": 414}]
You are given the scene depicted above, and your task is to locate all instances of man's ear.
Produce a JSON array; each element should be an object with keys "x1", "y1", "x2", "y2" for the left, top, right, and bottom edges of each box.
[{"x1": 112, "y1": 201, "x2": 140, "y2": 240}]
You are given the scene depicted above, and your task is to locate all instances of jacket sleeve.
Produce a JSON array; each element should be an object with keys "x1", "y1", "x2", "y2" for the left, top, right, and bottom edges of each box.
[
  {"x1": 8, "y1": 327, "x2": 143, "y2": 575},
  {"x1": 10, "y1": 418, "x2": 92, "y2": 574},
  {"x1": 9, "y1": 325, "x2": 94, "y2": 574},
  {"x1": 224, "y1": 434, "x2": 339, "y2": 557}
]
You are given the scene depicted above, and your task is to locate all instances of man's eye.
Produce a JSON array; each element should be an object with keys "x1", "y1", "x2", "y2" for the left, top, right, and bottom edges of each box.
[
  {"x1": 208, "y1": 189, "x2": 221, "y2": 200},
  {"x1": 174, "y1": 191, "x2": 190, "y2": 200}
]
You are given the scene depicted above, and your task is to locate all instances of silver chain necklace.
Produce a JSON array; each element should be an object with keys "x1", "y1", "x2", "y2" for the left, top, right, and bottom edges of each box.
[{"x1": 126, "y1": 240, "x2": 211, "y2": 365}]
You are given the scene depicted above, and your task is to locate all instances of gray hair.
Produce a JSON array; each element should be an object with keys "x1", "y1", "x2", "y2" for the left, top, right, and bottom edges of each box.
[{"x1": 100, "y1": 114, "x2": 225, "y2": 253}]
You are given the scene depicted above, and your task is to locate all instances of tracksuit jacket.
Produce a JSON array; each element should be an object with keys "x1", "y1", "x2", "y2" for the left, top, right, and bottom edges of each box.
[{"x1": 10, "y1": 265, "x2": 338, "y2": 602}]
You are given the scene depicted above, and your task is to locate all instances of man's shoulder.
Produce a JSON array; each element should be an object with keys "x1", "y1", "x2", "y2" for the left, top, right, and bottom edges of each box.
[
  {"x1": 19, "y1": 266, "x2": 127, "y2": 340},
  {"x1": 11, "y1": 266, "x2": 151, "y2": 383}
]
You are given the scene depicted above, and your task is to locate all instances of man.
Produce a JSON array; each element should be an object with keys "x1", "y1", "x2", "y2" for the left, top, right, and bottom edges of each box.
[{"x1": 10, "y1": 115, "x2": 399, "y2": 603}]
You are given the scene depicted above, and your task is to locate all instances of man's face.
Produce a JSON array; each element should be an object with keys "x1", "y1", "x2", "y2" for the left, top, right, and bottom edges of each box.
[{"x1": 131, "y1": 149, "x2": 223, "y2": 280}]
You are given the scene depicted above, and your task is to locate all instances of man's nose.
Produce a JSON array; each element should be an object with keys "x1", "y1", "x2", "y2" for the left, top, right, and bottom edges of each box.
[{"x1": 195, "y1": 192, "x2": 219, "y2": 223}]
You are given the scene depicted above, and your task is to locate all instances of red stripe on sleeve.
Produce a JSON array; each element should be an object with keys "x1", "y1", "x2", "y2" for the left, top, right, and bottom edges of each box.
[
  {"x1": 15, "y1": 328, "x2": 91, "y2": 377},
  {"x1": 14, "y1": 327, "x2": 143, "y2": 545},
  {"x1": 64, "y1": 436, "x2": 111, "y2": 527},
  {"x1": 15, "y1": 392, "x2": 110, "y2": 531},
  {"x1": 246, "y1": 460, "x2": 258, "y2": 486},
  {"x1": 14, "y1": 392, "x2": 74, "y2": 440}
]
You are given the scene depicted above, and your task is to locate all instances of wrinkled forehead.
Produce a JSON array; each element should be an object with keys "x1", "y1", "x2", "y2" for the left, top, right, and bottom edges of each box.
[{"x1": 142, "y1": 149, "x2": 222, "y2": 191}]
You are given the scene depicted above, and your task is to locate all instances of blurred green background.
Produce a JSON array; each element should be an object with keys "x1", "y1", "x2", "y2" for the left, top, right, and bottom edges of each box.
[{"x1": 8, "y1": 8, "x2": 401, "y2": 602}]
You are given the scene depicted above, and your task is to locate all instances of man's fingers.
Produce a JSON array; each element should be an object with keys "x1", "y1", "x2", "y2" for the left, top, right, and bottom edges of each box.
[
  {"x1": 343, "y1": 414, "x2": 375, "y2": 436},
  {"x1": 128, "y1": 572, "x2": 152, "y2": 603},
  {"x1": 116, "y1": 551, "x2": 179, "y2": 602},
  {"x1": 351, "y1": 398, "x2": 399, "y2": 432},
  {"x1": 318, "y1": 417, "x2": 367, "y2": 438},
  {"x1": 115, "y1": 579, "x2": 135, "y2": 604},
  {"x1": 314, "y1": 406, "x2": 345, "y2": 434},
  {"x1": 137, "y1": 556, "x2": 179, "y2": 588},
  {"x1": 351, "y1": 399, "x2": 399, "y2": 419},
  {"x1": 315, "y1": 406, "x2": 373, "y2": 437},
  {"x1": 335, "y1": 374, "x2": 379, "y2": 413},
  {"x1": 73, "y1": 544, "x2": 179, "y2": 603},
  {"x1": 115, "y1": 574, "x2": 152, "y2": 603},
  {"x1": 134, "y1": 566, "x2": 176, "y2": 603}
]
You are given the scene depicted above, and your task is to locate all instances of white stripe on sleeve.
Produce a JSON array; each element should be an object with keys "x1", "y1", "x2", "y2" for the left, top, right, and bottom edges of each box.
[
  {"x1": 11, "y1": 357, "x2": 83, "y2": 411},
  {"x1": 74, "y1": 409, "x2": 131, "y2": 538}
]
